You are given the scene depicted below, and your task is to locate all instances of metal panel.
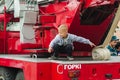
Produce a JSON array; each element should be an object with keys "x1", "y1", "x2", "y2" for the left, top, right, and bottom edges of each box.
[
  {"x1": 14, "y1": 0, "x2": 20, "y2": 18},
  {"x1": 24, "y1": 11, "x2": 37, "y2": 24}
]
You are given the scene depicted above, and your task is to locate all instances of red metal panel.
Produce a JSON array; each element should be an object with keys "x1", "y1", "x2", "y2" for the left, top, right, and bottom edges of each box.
[
  {"x1": 37, "y1": 63, "x2": 52, "y2": 80},
  {"x1": 0, "y1": 31, "x2": 4, "y2": 53},
  {"x1": 39, "y1": 15, "x2": 56, "y2": 24},
  {"x1": 0, "y1": 0, "x2": 117, "y2": 55},
  {"x1": 52, "y1": 62, "x2": 120, "y2": 80},
  {"x1": 1, "y1": 56, "x2": 120, "y2": 80},
  {"x1": 51, "y1": 63, "x2": 64, "y2": 80},
  {"x1": 0, "y1": 57, "x2": 52, "y2": 80}
]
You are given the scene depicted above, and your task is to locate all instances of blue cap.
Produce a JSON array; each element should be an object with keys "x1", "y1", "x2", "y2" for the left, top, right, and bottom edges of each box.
[{"x1": 111, "y1": 36, "x2": 119, "y2": 41}]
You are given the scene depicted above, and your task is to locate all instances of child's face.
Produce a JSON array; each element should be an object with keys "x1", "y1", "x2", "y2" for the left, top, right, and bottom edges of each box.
[
  {"x1": 110, "y1": 40, "x2": 117, "y2": 47},
  {"x1": 58, "y1": 29, "x2": 68, "y2": 38}
]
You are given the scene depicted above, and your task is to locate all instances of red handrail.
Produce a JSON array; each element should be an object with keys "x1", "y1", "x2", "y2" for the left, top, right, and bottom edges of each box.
[{"x1": 4, "y1": 6, "x2": 7, "y2": 54}]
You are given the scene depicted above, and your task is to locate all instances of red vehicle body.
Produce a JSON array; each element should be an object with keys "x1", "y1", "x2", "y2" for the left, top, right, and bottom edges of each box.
[{"x1": 0, "y1": 0, "x2": 120, "y2": 80}]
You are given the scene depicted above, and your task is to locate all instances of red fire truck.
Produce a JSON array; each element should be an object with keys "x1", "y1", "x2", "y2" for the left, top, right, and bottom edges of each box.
[{"x1": 0, "y1": 0, "x2": 120, "y2": 80}]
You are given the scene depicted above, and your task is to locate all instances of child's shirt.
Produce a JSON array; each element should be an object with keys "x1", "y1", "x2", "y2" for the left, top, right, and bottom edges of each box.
[
  {"x1": 106, "y1": 45, "x2": 117, "y2": 56},
  {"x1": 49, "y1": 33, "x2": 92, "y2": 48}
]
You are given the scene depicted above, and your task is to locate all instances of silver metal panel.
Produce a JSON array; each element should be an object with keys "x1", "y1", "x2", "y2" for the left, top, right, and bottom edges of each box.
[
  {"x1": 24, "y1": 11, "x2": 37, "y2": 24},
  {"x1": 21, "y1": 24, "x2": 36, "y2": 43},
  {"x1": 14, "y1": 0, "x2": 20, "y2": 18}
]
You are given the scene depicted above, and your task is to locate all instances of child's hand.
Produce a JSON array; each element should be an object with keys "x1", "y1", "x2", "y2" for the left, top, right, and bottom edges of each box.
[
  {"x1": 48, "y1": 47, "x2": 53, "y2": 53},
  {"x1": 90, "y1": 42, "x2": 96, "y2": 47}
]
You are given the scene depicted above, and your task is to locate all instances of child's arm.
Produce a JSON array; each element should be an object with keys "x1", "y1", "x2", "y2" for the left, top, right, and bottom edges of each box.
[
  {"x1": 71, "y1": 34, "x2": 96, "y2": 47},
  {"x1": 48, "y1": 35, "x2": 59, "y2": 53}
]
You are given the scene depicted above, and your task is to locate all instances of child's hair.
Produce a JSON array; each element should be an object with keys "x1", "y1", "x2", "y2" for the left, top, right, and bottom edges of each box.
[{"x1": 58, "y1": 24, "x2": 68, "y2": 31}]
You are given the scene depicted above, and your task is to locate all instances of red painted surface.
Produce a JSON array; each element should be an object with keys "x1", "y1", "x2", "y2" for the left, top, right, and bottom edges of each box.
[
  {"x1": 0, "y1": 0, "x2": 118, "y2": 55},
  {"x1": 50, "y1": 62, "x2": 120, "y2": 80},
  {"x1": 1, "y1": 57, "x2": 120, "y2": 80},
  {"x1": 0, "y1": 0, "x2": 119, "y2": 80},
  {"x1": 0, "y1": 57, "x2": 52, "y2": 80},
  {"x1": 0, "y1": 14, "x2": 4, "y2": 21}
]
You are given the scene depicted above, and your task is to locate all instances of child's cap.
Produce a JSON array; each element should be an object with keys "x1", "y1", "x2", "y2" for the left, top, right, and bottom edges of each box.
[{"x1": 111, "y1": 36, "x2": 119, "y2": 41}]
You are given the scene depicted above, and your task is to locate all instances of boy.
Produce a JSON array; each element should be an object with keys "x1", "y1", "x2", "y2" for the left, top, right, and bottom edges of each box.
[
  {"x1": 48, "y1": 24, "x2": 96, "y2": 60},
  {"x1": 106, "y1": 36, "x2": 119, "y2": 56}
]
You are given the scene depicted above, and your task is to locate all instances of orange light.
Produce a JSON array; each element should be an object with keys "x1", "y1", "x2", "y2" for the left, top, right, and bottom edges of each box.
[{"x1": 68, "y1": 70, "x2": 80, "y2": 78}]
